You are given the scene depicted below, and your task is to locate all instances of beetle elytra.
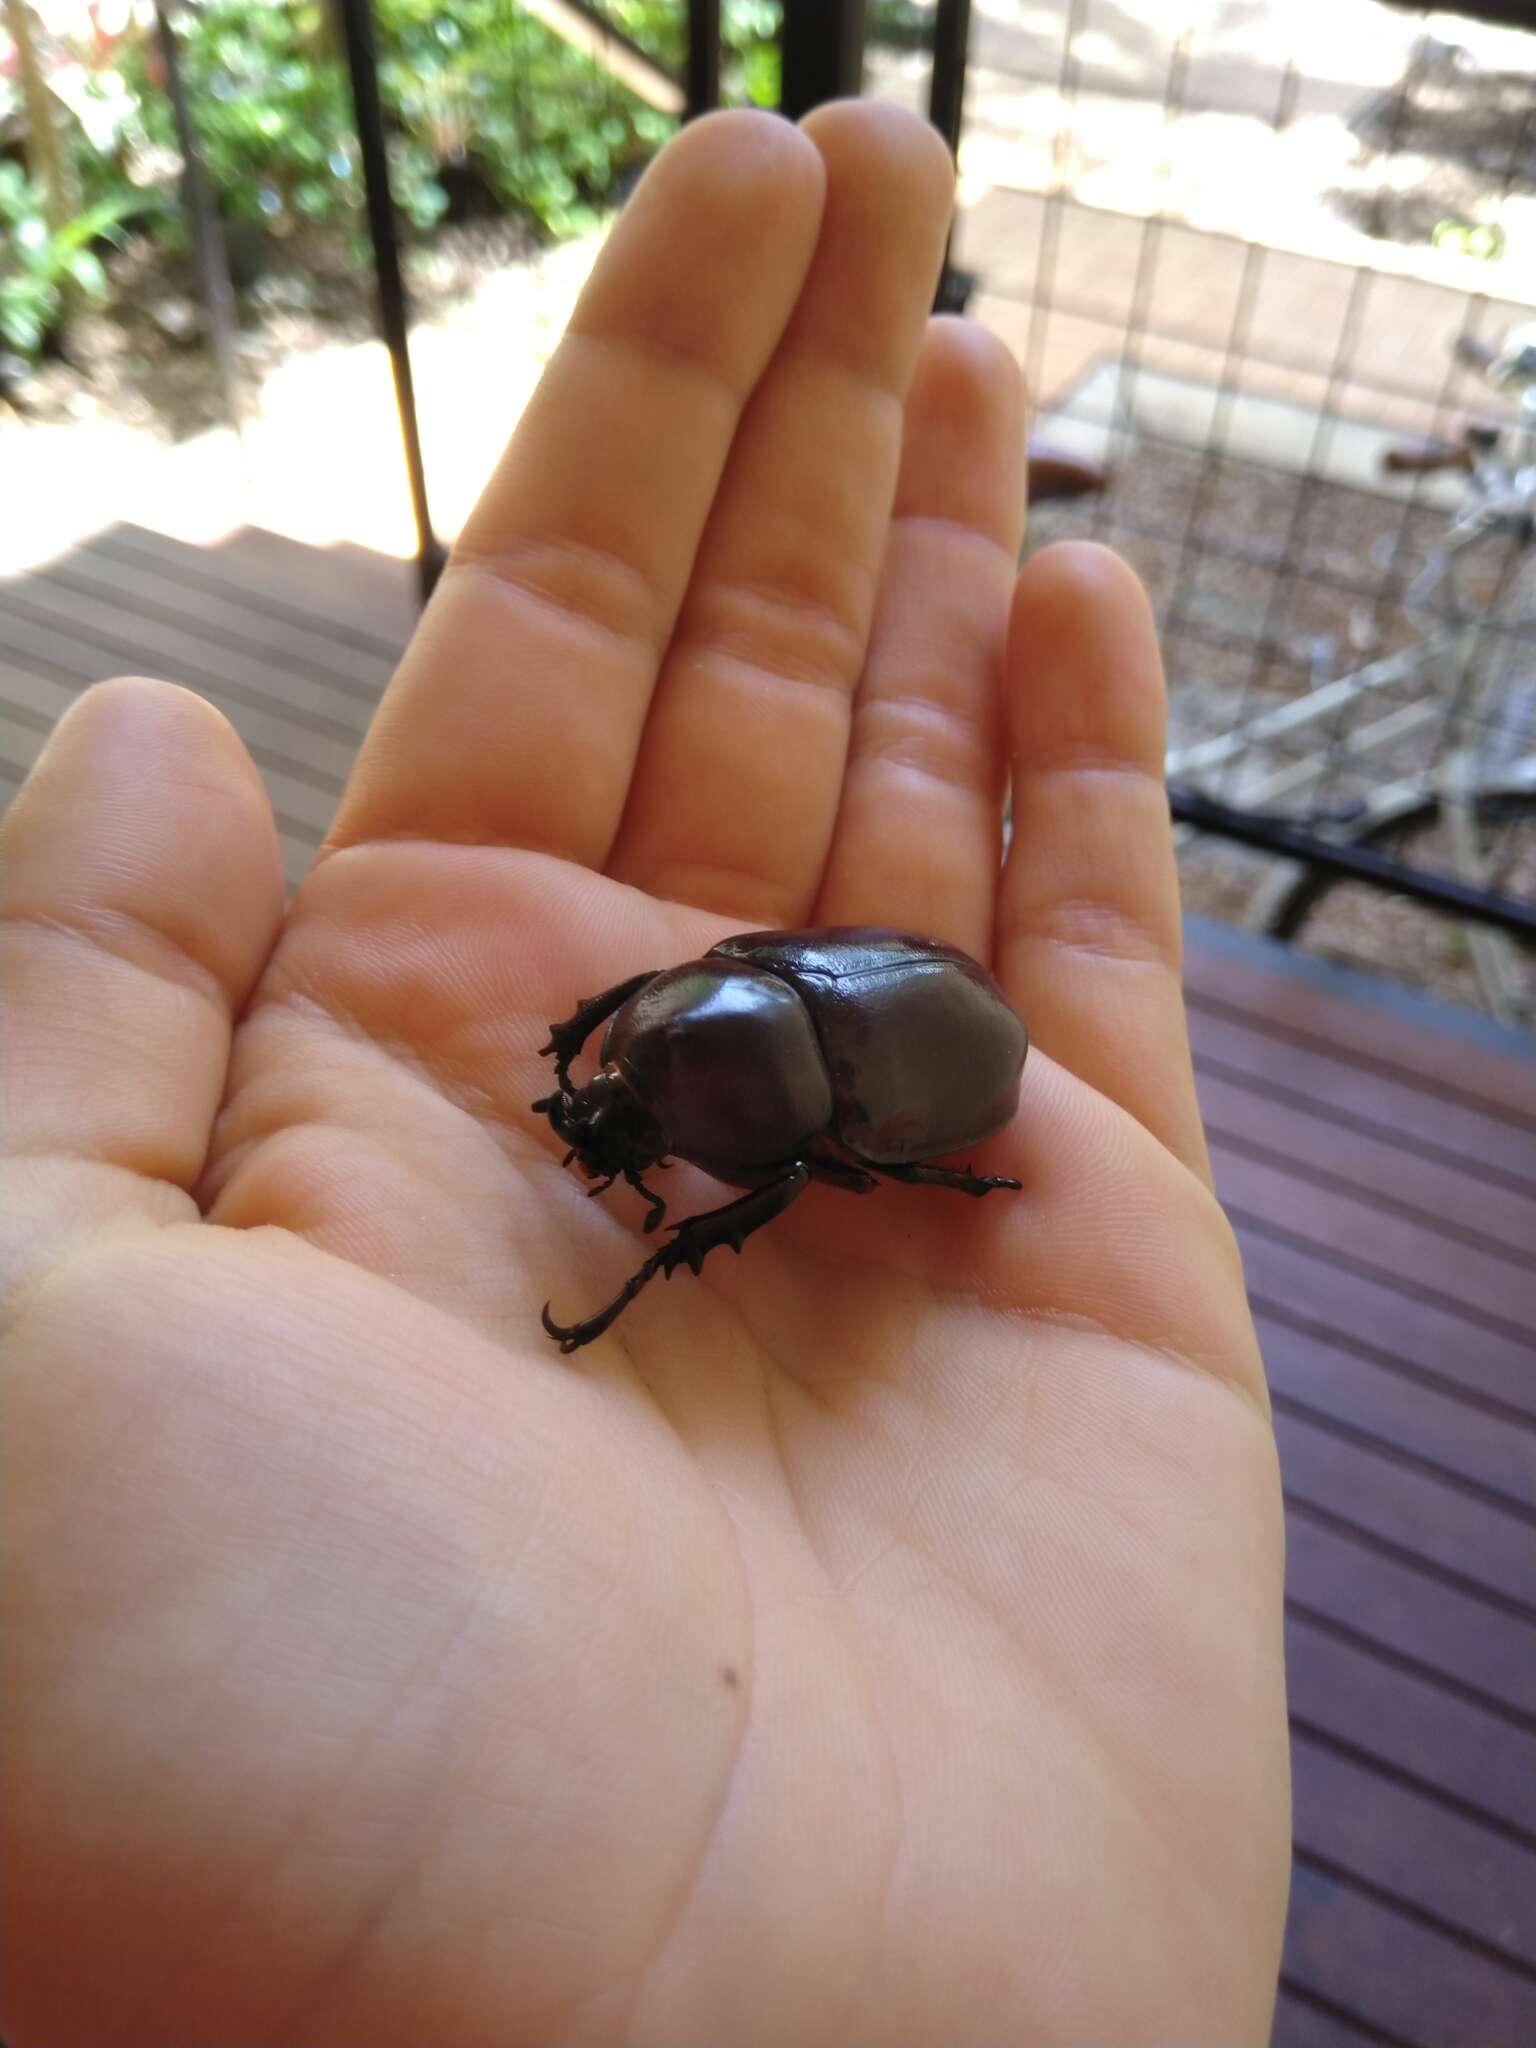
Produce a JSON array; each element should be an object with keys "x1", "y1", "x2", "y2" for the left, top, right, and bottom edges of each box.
[{"x1": 532, "y1": 928, "x2": 1028, "y2": 1350}]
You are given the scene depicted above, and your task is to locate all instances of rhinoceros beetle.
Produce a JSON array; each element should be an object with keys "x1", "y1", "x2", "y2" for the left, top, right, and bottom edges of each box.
[{"x1": 532, "y1": 928, "x2": 1028, "y2": 1351}]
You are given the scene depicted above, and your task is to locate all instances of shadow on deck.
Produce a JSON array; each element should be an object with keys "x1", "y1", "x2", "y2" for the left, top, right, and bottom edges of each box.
[{"x1": 3, "y1": 525, "x2": 1534, "y2": 2047}]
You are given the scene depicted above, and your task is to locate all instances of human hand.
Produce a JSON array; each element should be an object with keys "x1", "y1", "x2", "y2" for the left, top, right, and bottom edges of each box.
[{"x1": 2, "y1": 103, "x2": 1288, "y2": 2047}]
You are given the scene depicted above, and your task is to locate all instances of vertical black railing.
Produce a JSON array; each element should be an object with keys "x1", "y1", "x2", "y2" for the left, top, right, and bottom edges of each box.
[
  {"x1": 152, "y1": 1, "x2": 243, "y2": 441},
  {"x1": 780, "y1": 0, "x2": 866, "y2": 120},
  {"x1": 928, "y1": 0, "x2": 971, "y2": 158},
  {"x1": 332, "y1": 0, "x2": 706, "y2": 608},
  {"x1": 929, "y1": 0, "x2": 974, "y2": 311},
  {"x1": 334, "y1": 0, "x2": 443, "y2": 605},
  {"x1": 686, "y1": 0, "x2": 721, "y2": 118}
]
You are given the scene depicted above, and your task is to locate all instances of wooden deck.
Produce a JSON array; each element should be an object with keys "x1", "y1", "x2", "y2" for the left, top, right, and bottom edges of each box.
[{"x1": 4, "y1": 525, "x2": 1535, "y2": 2046}]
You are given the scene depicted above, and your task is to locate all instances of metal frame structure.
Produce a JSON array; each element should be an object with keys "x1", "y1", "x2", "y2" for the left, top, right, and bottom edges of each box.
[
  {"x1": 162, "y1": 0, "x2": 1534, "y2": 955},
  {"x1": 333, "y1": 0, "x2": 442, "y2": 603},
  {"x1": 934, "y1": 0, "x2": 1536, "y2": 952},
  {"x1": 780, "y1": 0, "x2": 867, "y2": 119}
]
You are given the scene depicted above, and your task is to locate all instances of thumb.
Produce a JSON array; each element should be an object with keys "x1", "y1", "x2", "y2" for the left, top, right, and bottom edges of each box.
[{"x1": 2, "y1": 679, "x2": 283, "y2": 1285}]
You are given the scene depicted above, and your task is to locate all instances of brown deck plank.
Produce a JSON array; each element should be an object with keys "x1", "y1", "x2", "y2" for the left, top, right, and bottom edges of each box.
[
  {"x1": 1285, "y1": 1501, "x2": 1536, "y2": 1719},
  {"x1": 40, "y1": 548, "x2": 398, "y2": 698},
  {"x1": 1280, "y1": 1859, "x2": 1536, "y2": 2047},
  {"x1": 1188, "y1": 996, "x2": 1536, "y2": 1187},
  {"x1": 1195, "y1": 1065, "x2": 1536, "y2": 1260},
  {"x1": 1213, "y1": 1138, "x2": 1535, "y2": 1325},
  {"x1": 1271, "y1": 1981, "x2": 1417, "y2": 2048},
  {"x1": 1285, "y1": 1612, "x2": 1536, "y2": 1836},
  {"x1": 1291, "y1": 1732, "x2": 1536, "y2": 1958},
  {"x1": 1236, "y1": 1224, "x2": 1536, "y2": 1418},
  {"x1": 202, "y1": 524, "x2": 418, "y2": 638},
  {"x1": 1184, "y1": 941, "x2": 1536, "y2": 1123},
  {"x1": 1274, "y1": 1408, "x2": 1535, "y2": 1607},
  {"x1": 1260, "y1": 1315, "x2": 1536, "y2": 1500},
  {"x1": 85, "y1": 522, "x2": 418, "y2": 651},
  {"x1": 0, "y1": 575, "x2": 383, "y2": 741}
]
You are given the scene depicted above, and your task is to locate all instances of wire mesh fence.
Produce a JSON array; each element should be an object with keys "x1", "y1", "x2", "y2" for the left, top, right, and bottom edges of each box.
[{"x1": 881, "y1": 0, "x2": 1536, "y2": 1021}]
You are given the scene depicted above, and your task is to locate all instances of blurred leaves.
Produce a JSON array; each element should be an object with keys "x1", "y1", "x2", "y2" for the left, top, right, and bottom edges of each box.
[
  {"x1": 0, "y1": 160, "x2": 149, "y2": 355},
  {"x1": 3, "y1": 2, "x2": 786, "y2": 362}
]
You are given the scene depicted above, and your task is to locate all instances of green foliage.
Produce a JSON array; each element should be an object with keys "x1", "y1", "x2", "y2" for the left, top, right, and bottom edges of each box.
[
  {"x1": 97, "y1": 2, "x2": 781, "y2": 255},
  {"x1": 111, "y1": 0, "x2": 447, "y2": 240},
  {"x1": 7, "y1": 1, "x2": 786, "y2": 358},
  {"x1": 0, "y1": 162, "x2": 146, "y2": 358},
  {"x1": 866, "y1": 0, "x2": 935, "y2": 50},
  {"x1": 722, "y1": 1, "x2": 782, "y2": 105},
  {"x1": 375, "y1": 0, "x2": 637, "y2": 241},
  {"x1": 608, "y1": 1, "x2": 781, "y2": 106}
]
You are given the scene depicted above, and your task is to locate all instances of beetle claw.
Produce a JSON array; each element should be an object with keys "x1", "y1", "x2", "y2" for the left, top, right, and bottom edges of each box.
[{"x1": 540, "y1": 1301, "x2": 581, "y2": 1353}]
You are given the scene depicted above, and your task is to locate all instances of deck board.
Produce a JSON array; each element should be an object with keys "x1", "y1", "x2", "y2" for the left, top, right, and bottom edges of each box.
[
  {"x1": 1238, "y1": 1224, "x2": 1536, "y2": 1417},
  {"x1": 3, "y1": 523, "x2": 1535, "y2": 2047},
  {"x1": 1195, "y1": 1065, "x2": 1536, "y2": 1259},
  {"x1": 1260, "y1": 1316, "x2": 1536, "y2": 1498},
  {"x1": 1284, "y1": 1611, "x2": 1536, "y2": 1833},
  {"x1": 1188, "y1": 995, "x2": 1536, "y2": 1188}
]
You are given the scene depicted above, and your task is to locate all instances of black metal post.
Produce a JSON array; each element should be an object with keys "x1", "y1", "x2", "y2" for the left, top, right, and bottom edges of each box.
[
  {"x1": 929, "y1": 0, "x2": 974, "y2": 312},
  {"x1": 685, "y1": 0, "x2": 721, "y2": 118},
  {"x1": 334, "y1": 0, "x2": 443, "y2": 606},
  {"x1": 929, "y1": 0, "x2": 970, "y2": 155},
  {"x1": 1380, "y1": 0, "x2": 1536, "y2": 25},
  {"x1": 1168, "y1": 785, "x2": 1536, "y2": 939},
  {"x1": 152, "y1": 1, "x2": 242, "y2": 441},
  {"x1": 780, "y1": 0, "x2": 866, "y2": 120}
]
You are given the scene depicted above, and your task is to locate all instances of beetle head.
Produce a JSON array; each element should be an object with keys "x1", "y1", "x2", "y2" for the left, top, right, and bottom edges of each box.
[{"x1": 534, "y1": 1067, "x2": 665, "y2": 1183}]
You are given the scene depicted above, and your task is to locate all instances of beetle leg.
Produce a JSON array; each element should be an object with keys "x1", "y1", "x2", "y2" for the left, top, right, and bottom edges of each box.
[
  {"x1": 872, "y1": 1161, "x2": 1022, "y2": 1197},
  {"x1": 538, "y1": 969, "x2": 657, "y2": 1093},
  {"x1": 808, "y1": 1153, "x2": 877, "y2": 1194},
  {"x1": 623, "y1": 1166, "x2": 669, "y2": 1232},
  {"x1": 541, "y1": 1164, "x2": 811, "y2": 1353},
  {"x1": 661, "y1": 1164, "x2": 811, "y2": 1275}
]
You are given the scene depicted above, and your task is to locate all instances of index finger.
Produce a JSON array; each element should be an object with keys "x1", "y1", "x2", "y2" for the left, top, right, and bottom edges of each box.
[{"x1": 328, "y1": 111, "x2": 826, "y2": 865}]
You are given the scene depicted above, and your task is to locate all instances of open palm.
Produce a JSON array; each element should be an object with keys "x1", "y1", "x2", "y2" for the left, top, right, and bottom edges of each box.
[{"x1": 2, "y1": 104, "x2": 1289, "y2": 2047}]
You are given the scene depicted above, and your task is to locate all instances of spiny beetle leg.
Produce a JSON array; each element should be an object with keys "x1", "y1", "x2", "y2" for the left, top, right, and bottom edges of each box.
[
  {"x1": 874, "y1": 1161, "x2": 1021, "y2": 1196},
  {"x1": 659, "y1": 1165, "x2": 811, "y2": 1279},
  {"x1": 541, "y1": 1164, "x2": 812, "y2": 1352},
  {"x1": 542, "y1": 1260, "x2": 662, "y2": 1353},
  {"x1": 538, "y1": 969, "x2": 657, "y2": 1092}
]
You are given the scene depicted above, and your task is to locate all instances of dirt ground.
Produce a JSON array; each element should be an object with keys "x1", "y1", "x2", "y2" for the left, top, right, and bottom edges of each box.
[{"x1": 5, "y1": 217, "x2": 541, "y2": 441}]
